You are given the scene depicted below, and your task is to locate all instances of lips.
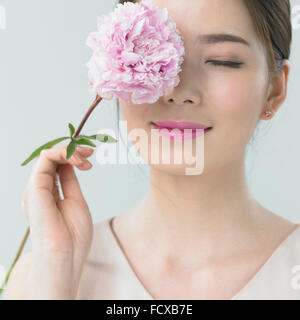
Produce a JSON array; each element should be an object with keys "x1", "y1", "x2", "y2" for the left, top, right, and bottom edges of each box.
[
  {"x1": 151, "y1": 121, "x2": 213, "y2": 141},
  {"x1": 151, "y1": 121, "x2": 212, "y2": 130}
]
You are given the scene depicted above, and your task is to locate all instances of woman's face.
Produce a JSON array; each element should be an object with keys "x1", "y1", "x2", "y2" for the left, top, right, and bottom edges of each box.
[{"x1": 118, "y1": 0, "x2": 271, "y2": 175}]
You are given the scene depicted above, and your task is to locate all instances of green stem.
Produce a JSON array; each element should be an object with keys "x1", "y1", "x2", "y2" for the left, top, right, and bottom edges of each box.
[
  {"x1": 0, "y1": 227, "x2": 30, "y2": 297},
  {"x1": 0, "y1": 95, "x2": 102, "y2": 298},
  {"x1": 73, "y1": 95, "x2": 102, "y2": 139}
]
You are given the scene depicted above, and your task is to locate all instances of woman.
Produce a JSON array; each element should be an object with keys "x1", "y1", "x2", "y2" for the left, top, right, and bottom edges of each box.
[{"x1": 4, "y1": 0, "x2": 300, "y2": 300}]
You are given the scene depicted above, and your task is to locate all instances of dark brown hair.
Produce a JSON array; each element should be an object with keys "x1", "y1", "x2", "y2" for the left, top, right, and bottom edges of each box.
[
  {"x1": 117, "y1": 0, "x2": 292, "y2": 80},
  {"x1": 243, "y1": 0, "x2": 291, "y2": 79}
]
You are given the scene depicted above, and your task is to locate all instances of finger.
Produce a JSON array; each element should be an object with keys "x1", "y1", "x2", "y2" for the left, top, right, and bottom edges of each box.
[
  {"x1": 75, "y1": 146, "x2": 94, "y2": 158},
  {"x1": 73, "y1": 152, "x2": 93, "y2": 171},
  {"x1": 57, "y1": 163, "x2": 86, "y2": 202},
  {"x1": 28, "y1": 146, "x2": 81, "y2": 192},
  {"x1": 53, "y1": 174, "x2": 61, "y2": 203},
  {"x1": 22, "y1": 157, "x2": 60, "y2": 221}
]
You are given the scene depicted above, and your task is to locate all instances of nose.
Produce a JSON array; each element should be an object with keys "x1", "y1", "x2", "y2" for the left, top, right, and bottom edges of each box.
[
  {"x1": 162, "y1": 69, "x2": 201, "y2": 107},
  {"x1": 166, "y1": 97, "x2": 193, "y2": 104},
  {"x1": 162, "y1": 89, "x2": 201, "y2": 107},
  {"x1": 162, "y1": 54, "x2": 202, "y2": 107}
]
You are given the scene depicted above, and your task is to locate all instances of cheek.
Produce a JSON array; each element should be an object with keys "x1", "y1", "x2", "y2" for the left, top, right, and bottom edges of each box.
[
  {"x1": 211, "y1": 72, "x2": 266, "y2": 124},
  {"x1": 207, "y1": 71, "x2": 268, "y2": 155}
]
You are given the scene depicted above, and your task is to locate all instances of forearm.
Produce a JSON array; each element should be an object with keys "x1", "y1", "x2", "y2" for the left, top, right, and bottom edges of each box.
[{"x1": 24, "y1": 253, "x2": 79, "y2": 300}]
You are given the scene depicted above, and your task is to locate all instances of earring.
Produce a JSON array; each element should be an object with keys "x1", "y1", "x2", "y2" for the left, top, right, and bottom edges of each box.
[{"x1": 264, "y1": 110, "x2": 273, "y2": 118}]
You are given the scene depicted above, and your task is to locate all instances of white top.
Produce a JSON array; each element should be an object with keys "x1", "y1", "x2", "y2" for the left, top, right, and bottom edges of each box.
[{"x1": 76, "y1": 216, "x2": 300, "y2": 300}]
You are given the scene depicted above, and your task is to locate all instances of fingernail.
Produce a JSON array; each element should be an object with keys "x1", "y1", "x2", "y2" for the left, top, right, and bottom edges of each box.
[
  {"x1": 77, "y1": 146, "x2": 94, "y2": 153},
  {"x1": 83, "y1": 161, "x2": 92, "y2": 169},
  {"x1": 74, "y1": 153, "x2": 84, "y2": 164}
]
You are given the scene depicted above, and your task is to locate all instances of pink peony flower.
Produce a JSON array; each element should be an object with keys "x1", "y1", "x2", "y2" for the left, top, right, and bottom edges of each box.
[{"x1": 86, "y1": 0, "x2": 185, "y2": 105}]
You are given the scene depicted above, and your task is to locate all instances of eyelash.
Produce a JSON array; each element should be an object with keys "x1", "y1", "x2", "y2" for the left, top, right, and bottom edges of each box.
[{"x1": 206, "y1": 60, "x2": 244, "y2": 69}]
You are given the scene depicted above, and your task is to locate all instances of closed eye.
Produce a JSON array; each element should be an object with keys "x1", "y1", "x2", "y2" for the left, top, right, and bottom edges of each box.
[{"x1": 206, "y1": 60, "x2": 244, "y2": 68}]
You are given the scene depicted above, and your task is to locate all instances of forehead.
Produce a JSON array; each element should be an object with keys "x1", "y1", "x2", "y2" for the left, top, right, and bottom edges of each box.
[{"x1": 141, "y1": 0, "x2": 258, "y2": 45}]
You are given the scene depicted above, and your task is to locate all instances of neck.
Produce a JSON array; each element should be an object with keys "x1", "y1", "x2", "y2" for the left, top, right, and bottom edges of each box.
[{"x1": 130, "y1": 156, "x2": 262, "y2": 267}]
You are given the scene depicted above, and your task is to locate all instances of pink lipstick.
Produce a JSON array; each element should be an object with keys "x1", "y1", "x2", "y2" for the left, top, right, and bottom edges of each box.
[{"x1": 151, "y1": 121, "x2": 212, "y2": 141}]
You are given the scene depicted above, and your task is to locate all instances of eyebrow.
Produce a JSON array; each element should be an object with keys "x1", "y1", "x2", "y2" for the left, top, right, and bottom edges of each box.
[{"x1": 197, "y1": 33, "x2": 251, "y2": 46}]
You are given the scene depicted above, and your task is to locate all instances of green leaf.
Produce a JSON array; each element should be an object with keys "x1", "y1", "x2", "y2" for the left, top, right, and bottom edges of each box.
[
  {"x1": 66, "y1": 140, "x2": 77, "y2": 160},
  {"x1": 68, "y1": 123, "x2": 75, "y2": 138},
  {"x1": 76, "y1": 134, "x2": 118, "y2": 144},
  {"x1": 76, "y1": 134, "x2": 97, "y2": 140},
  {"x1": 21, "y1": 137, "x2": 70, "y2": 166},
  {"x1": 75, "y1": 138, "x2": 96, "y2": 148},
  {"x1": 97, "y1": 134, "x2": 117, "y2": 143}
]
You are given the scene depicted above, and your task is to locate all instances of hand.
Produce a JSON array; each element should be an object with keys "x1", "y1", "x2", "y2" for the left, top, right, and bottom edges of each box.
[{"x1": 22, "y1": 145, "x2": 94, "y2": 299}]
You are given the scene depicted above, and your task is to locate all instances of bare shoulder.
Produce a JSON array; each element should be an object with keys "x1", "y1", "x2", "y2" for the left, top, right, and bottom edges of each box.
[
  {"x1": 257, "y1": 207, "x2": 300, "y2": 247},
  {"x1": 266, "y1": 209, "x2": 299, "y2": 231},
  {"x1": 3, "y1": 251, "x2": 33, "y2": 300}
]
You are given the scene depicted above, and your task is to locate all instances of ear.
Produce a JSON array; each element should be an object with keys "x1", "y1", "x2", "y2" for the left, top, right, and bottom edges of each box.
[{"x1": 262, "y1": 60, "x2": 290, "y2": 119}]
